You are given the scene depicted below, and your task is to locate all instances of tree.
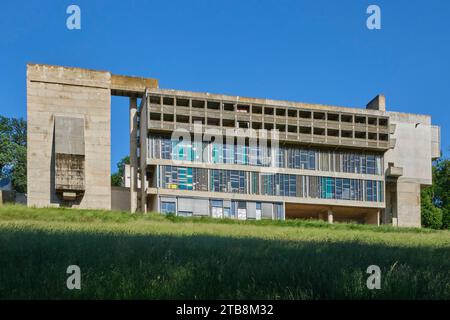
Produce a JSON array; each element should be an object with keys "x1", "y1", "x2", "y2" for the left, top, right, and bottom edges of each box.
[
  {"x1": 111, "y1": 156, "x2": 130, "y2": 186},
  {"x1": 0, "y1": 116, "x2": 27, "y2": 193},
  {"x1": 433, "y1": 157, "x2": 450, "y2": 229},
  {"x1": 442, "y1": 206, "x2": 450, "y2": 230},
  {"x1": 421, "y1": 187, "x2": 443, "y2": 229},
  {"x1": 421, "y1": 155, "x2": 450, "y2": 230}
]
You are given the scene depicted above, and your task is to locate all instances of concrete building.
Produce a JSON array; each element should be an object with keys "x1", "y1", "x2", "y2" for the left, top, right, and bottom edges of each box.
[{"x1": 26, "y1": 64, "x2": 441, "y2": 227}]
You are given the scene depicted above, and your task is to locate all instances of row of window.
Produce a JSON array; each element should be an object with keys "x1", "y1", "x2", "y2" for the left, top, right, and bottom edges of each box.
[
  {"x1": 149, "y1": 135, "x2": 384, "y2": 175},
  {"x1": 161, "y1": 199, "x2": 283, "y2": 220},
  {"x1": 147, "y1": 94, "x2": 389, "y2": 126},
  {"x1": 260, "y1": 175, "x2": 383, "y2": 202},
  {"x1": 159, "y1": 166, "x2": 384, "y2": 203}
]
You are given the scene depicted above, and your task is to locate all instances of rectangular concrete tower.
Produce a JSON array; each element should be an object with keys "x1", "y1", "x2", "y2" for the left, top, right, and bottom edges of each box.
[{"x1": 27, "y1": 64, "x2": 112, "y2": 209}]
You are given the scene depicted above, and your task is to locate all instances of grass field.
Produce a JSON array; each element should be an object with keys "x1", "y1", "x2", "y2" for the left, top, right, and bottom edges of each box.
[{"x1": 0, "y1": 204, "x2": 449, "y2": 299}]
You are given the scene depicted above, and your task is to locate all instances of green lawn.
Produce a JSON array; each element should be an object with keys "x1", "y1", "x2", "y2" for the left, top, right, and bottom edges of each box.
[{"x1": 0, "y1": 204, "x2": 449, "y2": 299}]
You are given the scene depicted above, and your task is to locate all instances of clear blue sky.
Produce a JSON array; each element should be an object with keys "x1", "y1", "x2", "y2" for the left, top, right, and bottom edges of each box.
[{"x1": 0, "y1": 0, "x2": 448, "y2": 172}]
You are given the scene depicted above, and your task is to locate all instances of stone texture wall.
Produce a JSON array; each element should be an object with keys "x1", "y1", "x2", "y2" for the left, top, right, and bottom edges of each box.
[{"x1": 27, "y1": 64, "x2": 111, "y2": 209}]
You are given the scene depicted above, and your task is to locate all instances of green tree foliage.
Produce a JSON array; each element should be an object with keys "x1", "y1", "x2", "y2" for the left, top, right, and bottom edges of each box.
[
  {"x1": 0, "y1": 116, "x2": 27, "y2": 193},
  {"x1": 111, "y1": 156, "x2": 130, "y2": 186},
  {"x1": 421, "y1": 187, "x2": 442, "y2": 229},
  {"x1": 421, "y1": 155, "x2": 450, "y2": 229},
  {"x1": 442, "y1": 207, "x2": 450, "y2": 230},
  {"x1": 433, "y1": 157, "x2": 450, "y2": 229}
]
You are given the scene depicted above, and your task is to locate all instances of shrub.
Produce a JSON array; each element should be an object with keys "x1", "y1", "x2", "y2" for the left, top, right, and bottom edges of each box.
[{"x1": 421, "y1": 188, "x2": 443, "y2": 229}]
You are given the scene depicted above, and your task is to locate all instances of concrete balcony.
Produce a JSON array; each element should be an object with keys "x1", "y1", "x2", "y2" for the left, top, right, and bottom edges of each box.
[{"x1": 387, "y1": 166, "x2": 403, "y2": 178}]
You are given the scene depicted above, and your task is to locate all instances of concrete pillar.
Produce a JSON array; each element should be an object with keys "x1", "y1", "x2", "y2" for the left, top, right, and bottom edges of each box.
[
  {"x1": 130, "y1": 97, "x2": 138, "y2": 213},
  {"x1": 327, "y1": 209, "x2": 334, "y2": 224},
  {"x1": 139, "y1": 99, "x2": 148, "y2": 214}
]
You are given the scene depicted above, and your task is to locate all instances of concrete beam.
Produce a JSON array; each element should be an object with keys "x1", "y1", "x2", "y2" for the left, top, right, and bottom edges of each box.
[{"x1": 111, "y1": 74, "x2": 158, "y2": 97}]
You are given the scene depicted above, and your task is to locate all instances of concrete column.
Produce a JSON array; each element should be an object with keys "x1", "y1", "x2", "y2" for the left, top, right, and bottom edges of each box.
[
  {"x1": 130, "y1": 97, "x2": 138, "y2": 213},
  {"x1": 327, "y1": 209, "x2": 334, "y2": 224}
]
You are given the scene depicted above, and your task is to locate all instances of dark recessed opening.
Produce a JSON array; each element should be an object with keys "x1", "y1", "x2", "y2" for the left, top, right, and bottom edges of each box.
[
  {"x1": 355, "y1": 131, "x2": 366, "y2": 139},
  {"x1": 224, "y1": 103, "x2": 234, "y2": 111},
  {"x1": 300, "y1": 111, "x2": 312, "y2": 119},
  {"x1": 288, "y1": 125, "x2": 297, "y2": 133},
  {"x1": 192, "y1": 100, "x2": 205, "y2": 109},
  {"x1": 222, "y1": 119, "x2": 235, "y2": 127},
  {"x1": 288, "y1": 109, "x2": 297, "y2": 118},
  {"x1": 163, "y1": 114, "x2": 174, "y2": 122},
  {"x1": 264, "y1": 107, "x2": 274, "y2": 115},
  {"x1": 238, "y1": 121, "x2": 249, "y2": 129},
  {"x1": 327, "y1": 129, "x2": 339, "y2": 137},
  {"x1": 314, "y1": 112, "x2": 326, "y2": 120},
  {"x1": 150, "y1": 96, "x2": 160, "y2": 104},
  {"x1": 150, "y1": 113, "x2": 161, "y2": 121},
  {"x1": 355, "y1": 116, "x2": 366, "y2": 124},
  {"x1": 379, "y1": 118, "x2": 388, "y2": 127},
  {"x1": 252, "y1": 122, "x2": 262, "y2": 130},
  {"x1": 207, "y1": 118, "x2": 220, "y2": 126},
  {"x1": 176, "y1": 98, "x2": 189, "y2": 107},
  {"x1": 163, "y1": 97, "x2": 174, "y2": 106},
  {"x1": 264, "y1": 123, "x2": 274, "y2": 130},
  {"x1": 276, "y1": 124, "x2": 286, "y2": 132},
  {"x1": 276, "y1": 108, "x2": 286, "y2": 117},
  {"x1": 327, "y1": 113, "x2": 339, "y2": 121},
  {"x1": 368, "y1": 132, "x2": 377, "y2": 140},
  {"x1": 207, "y1": 101, "x2": 220, "y2": 110},
  {"x1": 300, "y1": 126, "x2": 311, "y2": 134},
  {"x1": 252, "y1": 105, "x2": 262, "y2": 114},
  {"x1": 368, "y1": 117, "x2": 377, "y2": 125},
  {"x1": 313, "y1": 127, "x2": 325, "y2": 135},
  {"x1": 341, "y1": 130, "x2": 352, "y2": 138},
  {"x1": 237, "y1": 104, "x2": 250, "y2": 113},
  {"x1": 176, "y1": 115, "x2": 189, "y2": 123},
  {"x1": 379, "y1": 133, "x2": 388, "y2": 141},
  {"x1": 341, "y1": 114, "x2": 353, "y2": 123}
]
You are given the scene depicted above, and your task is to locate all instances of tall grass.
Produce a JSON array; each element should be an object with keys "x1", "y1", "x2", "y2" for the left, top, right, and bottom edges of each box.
[{"x1": 0, "y1": 205, "x2": 449, "y2": 299}]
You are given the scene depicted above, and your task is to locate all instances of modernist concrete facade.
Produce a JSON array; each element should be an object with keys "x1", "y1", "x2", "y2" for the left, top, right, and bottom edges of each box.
[{"x1": 26, "y1": 64, "x2": 441, "y2": 227}]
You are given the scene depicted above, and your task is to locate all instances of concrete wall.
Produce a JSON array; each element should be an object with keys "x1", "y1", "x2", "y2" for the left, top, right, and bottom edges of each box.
[
  {"x1": 384, "y1": 112, "x2": 437, "y2": 227},
  {"x1": 385, "y1": 112, "x2": 434, "y2": 185},
  {"x1": 111, "y1": 186, "x2": 131, "y2": 212},
  {"x1": 27, "y1": 64, "x2": 111, "y2": 209},
  {"x1": 396, "y1": 181, "x2": 421, "y2": 227}
]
